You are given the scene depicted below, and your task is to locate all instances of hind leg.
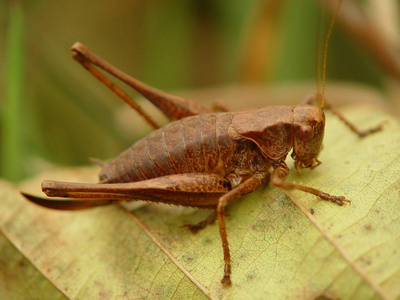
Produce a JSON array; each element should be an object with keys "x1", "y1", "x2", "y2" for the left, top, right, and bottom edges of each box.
[{"x1": 72, "y1": 43, "x2": 212, "y2": 127}]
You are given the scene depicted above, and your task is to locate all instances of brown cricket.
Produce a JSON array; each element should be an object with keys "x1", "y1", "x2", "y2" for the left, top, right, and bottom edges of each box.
[{"x1": 22, "y1": 0, "x2": 382, "y2": 286}]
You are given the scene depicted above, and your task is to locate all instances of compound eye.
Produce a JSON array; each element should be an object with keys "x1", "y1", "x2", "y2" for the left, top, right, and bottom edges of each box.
[{"x1": 298, "y1": 125, "x2": 314, "y2": 139}]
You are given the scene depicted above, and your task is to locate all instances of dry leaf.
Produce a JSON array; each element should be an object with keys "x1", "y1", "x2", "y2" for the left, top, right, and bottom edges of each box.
[{"x1": 1, "y1": 105, "x2": 399, "y2": 299}]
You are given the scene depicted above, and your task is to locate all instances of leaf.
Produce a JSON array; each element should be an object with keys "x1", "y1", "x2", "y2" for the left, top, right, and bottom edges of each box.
[{"x1": 1, "y1": 105, "x2": 399, "y2": 299}]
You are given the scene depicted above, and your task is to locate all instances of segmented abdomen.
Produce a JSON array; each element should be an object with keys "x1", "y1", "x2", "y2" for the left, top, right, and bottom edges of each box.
[{"x1": 99, "y1": 112, "x2": 238, "y2": 183}]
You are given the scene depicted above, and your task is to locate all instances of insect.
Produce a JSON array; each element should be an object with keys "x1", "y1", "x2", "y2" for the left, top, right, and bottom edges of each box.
[{"x1": 22, "y1": 0, "x2": 382, "y2": 286}]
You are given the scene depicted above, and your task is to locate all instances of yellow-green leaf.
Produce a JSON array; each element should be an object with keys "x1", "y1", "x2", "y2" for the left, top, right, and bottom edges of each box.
[{"x1": 1, "y1": 105, "x2": 399, "y2": 299}]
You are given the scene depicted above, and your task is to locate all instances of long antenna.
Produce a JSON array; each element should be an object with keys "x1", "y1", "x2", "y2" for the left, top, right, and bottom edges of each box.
[
  {"x1": 320, "y1": 0, "x2": 343, "y2": 108},
  {"x1": 315, "y1": 4, "x2": 323, "y2": 100}
]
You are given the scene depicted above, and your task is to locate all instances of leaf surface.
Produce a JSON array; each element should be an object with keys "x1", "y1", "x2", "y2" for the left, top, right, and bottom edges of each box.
[{"x1": 1, "y1": 105, "x2": 399, "y2": 299}]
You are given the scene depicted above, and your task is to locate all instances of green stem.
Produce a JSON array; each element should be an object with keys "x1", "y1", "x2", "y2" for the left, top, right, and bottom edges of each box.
[{"x1": 1, "y1": 1, "x2": 25, "y2": 181}]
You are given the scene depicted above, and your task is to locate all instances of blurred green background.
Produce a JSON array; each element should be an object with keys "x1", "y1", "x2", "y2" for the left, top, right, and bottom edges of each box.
[{"x1": 1, "y1": 0, "x2": 399, "y2": 182}]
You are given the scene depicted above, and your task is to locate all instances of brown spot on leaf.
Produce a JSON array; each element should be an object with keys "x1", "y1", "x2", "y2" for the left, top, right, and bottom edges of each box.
[
  {"x1": 311, "y1": 291, "x2": 340, "y2": 300},
  {"x1": 365, "y1": 224, "x2": 373, "y2": 231},
  {"x1": 203, "y1": 238, "x2": 213, "y2": 245},
  {"x1": 246, "y1": 272, "x2": 257, "y2": 282}
]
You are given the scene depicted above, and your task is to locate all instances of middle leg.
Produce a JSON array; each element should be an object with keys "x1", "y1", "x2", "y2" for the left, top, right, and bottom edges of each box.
[{"x1": 216, "y1": 172, "x2": 269, "y2": 286}]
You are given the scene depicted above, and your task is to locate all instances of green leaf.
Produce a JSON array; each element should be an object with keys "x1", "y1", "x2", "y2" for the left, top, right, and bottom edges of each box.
[{"x1": 1, "y1": 105, "x2": 399, "y2": 299}]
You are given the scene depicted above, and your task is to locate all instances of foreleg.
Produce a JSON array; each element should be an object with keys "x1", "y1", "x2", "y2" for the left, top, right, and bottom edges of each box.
[{"x1": 271, "y1": 163, "x2": 350, "y2": 206}]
